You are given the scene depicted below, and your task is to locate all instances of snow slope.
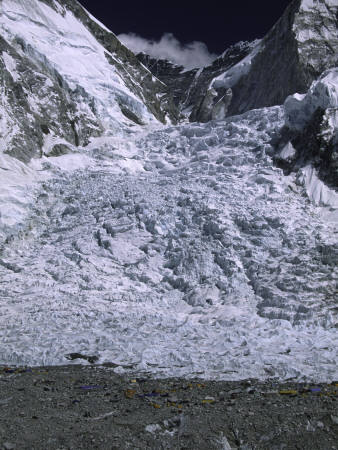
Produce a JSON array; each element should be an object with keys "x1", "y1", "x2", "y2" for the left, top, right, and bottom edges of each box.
[
  {"x1": 212, "y1": 40, "x2": 262, "y2": 91},
  {"x1": 0, "y1": 0, "x2": 176, "y2": 238},
  {"x1": 0, "y1": 0, "x2": 155, "y2": 130},
  {"x1": 0, "y1": 104, "x2": 337, "y2": 381}
]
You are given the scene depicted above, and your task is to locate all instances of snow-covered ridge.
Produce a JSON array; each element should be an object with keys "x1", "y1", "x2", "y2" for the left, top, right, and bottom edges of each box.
[
  {"x1": 212, "y1": 40, "x2": 261, "y2": 91},
  {"x1": 137, "y1": 39, "x2": 259, "y2": 123},
  {"x1": 0, "y1": 0, "x2": 156, "y2": 129},
  {"x1": 0, "y1": 0, "x2": 180, "y2": 173},
  {"x1": 188, "y1": 0, "x2": 338, "y2": 122}
]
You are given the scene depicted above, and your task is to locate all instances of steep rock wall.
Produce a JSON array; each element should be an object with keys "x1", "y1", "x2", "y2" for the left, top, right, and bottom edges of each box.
[{"x1": 199, "y1": 0, "x2": 338, "y2": 121}]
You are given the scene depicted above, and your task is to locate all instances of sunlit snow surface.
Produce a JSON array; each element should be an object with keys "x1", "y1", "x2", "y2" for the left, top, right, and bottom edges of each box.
[
  {"x1": 0, "y1": 0, "x2": 157, "y2": 131},
  {"x1": 0, "y1": 106, "x2": 337, "y2": 381}
]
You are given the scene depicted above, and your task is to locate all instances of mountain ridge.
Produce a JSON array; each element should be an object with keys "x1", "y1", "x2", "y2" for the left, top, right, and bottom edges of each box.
[{"x1": 138, "y1": 0, "x2": 338, "y2": 124}]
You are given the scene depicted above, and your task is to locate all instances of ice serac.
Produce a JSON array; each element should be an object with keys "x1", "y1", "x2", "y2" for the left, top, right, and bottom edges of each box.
[
  {"x1": 0, "y1": 0, "x2": 179, "y2": 162},
  {"x1": 0, "y1": 105, "x2": 337, "y2": 380},
  {"x1": 196, "y1": 0, "x2": 338, "y2": 121},
  {"x1": 275, "y1": 68, "x2": 338, "y2": 190}
]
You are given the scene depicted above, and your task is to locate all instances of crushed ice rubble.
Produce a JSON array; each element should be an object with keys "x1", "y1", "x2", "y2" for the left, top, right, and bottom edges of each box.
[{"x1": 0, "y1": 104, "x2": 337, "y2": 382}]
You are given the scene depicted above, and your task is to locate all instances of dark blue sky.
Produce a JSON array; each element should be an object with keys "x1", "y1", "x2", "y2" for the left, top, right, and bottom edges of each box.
[{"x1": 78, "y1": 0, "x2": 293, "y2": 55}]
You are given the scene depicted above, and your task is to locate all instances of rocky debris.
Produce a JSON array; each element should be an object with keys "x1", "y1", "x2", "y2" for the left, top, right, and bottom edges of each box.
[
  {"x1": 2, "y1": 444, "x2": 15, "y2": 450},
  {"x1": 65, "y1": 353, "x2": 99, "y2": 364},
  {"x1": 0, "y1": 364, "x2": 337, "y2": 449}
]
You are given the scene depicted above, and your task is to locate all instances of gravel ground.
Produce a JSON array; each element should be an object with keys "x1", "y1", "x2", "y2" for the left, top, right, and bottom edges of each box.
[{"x1": 0, "y1": 365, "x2": 337, "y2": 449}]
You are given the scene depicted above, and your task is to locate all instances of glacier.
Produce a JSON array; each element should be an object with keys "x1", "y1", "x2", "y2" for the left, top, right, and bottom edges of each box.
[
  {"x1": 0, "y1": 103, "x2": 337, "y2": 381},
  {"x1": 0, "y1": 0, "x2": 337, "y2": 383}
]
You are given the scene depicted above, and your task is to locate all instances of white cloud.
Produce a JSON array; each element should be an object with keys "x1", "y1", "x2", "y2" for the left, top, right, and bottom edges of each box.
[{"x1": 117, "y1": 32, "x2": 218, "y2": 70}]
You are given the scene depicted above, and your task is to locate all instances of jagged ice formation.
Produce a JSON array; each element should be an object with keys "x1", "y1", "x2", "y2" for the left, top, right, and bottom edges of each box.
[{"x1": 0, "y1": 0, "x2": 337, "y2": 382}]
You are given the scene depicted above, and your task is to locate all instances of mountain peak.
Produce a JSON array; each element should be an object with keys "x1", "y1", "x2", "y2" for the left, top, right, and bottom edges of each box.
[
  {"x1": 139, "y1": 0, "x2": 338, "y2": 123},
  {"x1": 215, "y1": 0, "x2": 338, "y2": 119}
]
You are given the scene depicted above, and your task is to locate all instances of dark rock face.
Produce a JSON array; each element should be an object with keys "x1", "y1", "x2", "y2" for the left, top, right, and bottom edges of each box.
[
  {"x1": 136, "y1": 53, "x2": 198, "y2": 111},
  {"x1": 187, "y1": 41, "x2": 257, "y2": 122},
  {"x1": 271, "y1": 67, "x2": 338, "y2": 189},
  {"x1": 139, "y1": 0, "x2": 338, "y2": 124},
  {"x1": 275, "y1": 108, "x2": 338, "y2": 189},
  {"x1": 137, "y1": 41, "x2": 256, "y2": 122},
  {"x1": 207, "y1": 0, "x2": 338, "y2": 120}
]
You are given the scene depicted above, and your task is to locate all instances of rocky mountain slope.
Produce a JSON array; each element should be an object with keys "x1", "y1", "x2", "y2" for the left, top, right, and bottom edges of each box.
[
  {"x1": 140, "y1": 0, "x2": 338, "y2": 123},
  {"x1": 0, "y1": 0, "x2": 179, "y2": 162},
  {"x1": 276, "y1": 69, "x2": 338, "y2": 189},
  {"x1": 217, "y1": 0, "x2": 338, "y2": 119},
  {"x1": 137, "y1": 40, "x2": 257, "y2": 121},
  {"x1": 136, "y1": 52, "x2": 199, "y2": 110}
]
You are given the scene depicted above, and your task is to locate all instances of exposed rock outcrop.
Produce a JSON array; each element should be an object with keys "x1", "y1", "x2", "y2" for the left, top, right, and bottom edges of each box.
[
  {"x1": 0, "y1": 36, "x2": 101, "y2": 162},
  {"x1": 137, "y1": 41, "x2": 256, "y2": 121},
  {"x1": 136, "y1": 53, "x2": 198, "y2": 110}
]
